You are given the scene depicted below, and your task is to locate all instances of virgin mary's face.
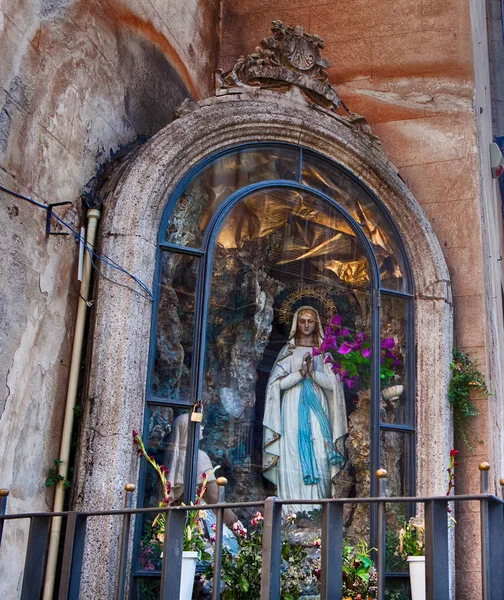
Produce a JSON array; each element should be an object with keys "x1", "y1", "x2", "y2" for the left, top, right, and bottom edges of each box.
[{"x1": 296, "y1": 311, "x2": 317, "y2": 338}]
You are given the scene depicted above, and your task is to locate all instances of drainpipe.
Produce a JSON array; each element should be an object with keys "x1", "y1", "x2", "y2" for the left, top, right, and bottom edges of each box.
[{"x1": 43, "y1": 207, "x2": 101, "y2": 600}]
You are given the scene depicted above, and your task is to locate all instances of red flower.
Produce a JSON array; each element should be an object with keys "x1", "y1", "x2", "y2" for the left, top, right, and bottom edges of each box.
[{"x1": 450, "y1": 449, "x2": 459, "y2": 457}]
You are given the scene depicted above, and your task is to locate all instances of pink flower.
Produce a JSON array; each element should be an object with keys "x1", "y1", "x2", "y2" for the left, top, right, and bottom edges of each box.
[
  {"x1": 211, "y1": 523, "x2": 216, "y2": 531},
  {"x1": 331, "y1": 315, "x2": 343, "y2": 327},
  {"x1": 381, "y1": 337, "x2": 395, "y2": 350}
]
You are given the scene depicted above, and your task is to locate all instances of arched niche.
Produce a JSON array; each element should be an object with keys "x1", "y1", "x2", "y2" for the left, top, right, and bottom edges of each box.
[{"x1": 73, "y1": 91, "x2": 452, "y2": 598}]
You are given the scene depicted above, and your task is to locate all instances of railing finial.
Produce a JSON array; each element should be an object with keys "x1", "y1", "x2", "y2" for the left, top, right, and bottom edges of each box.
[
  {"x1": 216, "y1": 477, "x2": 228, "y2": 487},
  {"x1": 376, "y1": 468, "x2": 388, "y2": 479},
  {"x1": 500, "y1": 478, "x2": 504, "y2": 487},
  {"x1": 479, "y1": 462, "x2": 491, "y2": 472},
  {"x1": 0, "y1": 489, "x2": 9, "y2": 497},
  {"x1": 124, "y1": 483, "x2": 136, "y2": 492}
]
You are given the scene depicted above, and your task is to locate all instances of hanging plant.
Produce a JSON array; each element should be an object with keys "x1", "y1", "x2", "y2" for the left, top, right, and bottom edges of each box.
[{"x1": 449, "y1": 350, "x2": 488, "y2": 451}]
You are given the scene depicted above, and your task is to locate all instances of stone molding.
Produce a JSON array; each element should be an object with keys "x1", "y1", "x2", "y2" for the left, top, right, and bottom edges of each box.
[{"x1": 73, "y1": 90, "x2": 453, "y2": 598}]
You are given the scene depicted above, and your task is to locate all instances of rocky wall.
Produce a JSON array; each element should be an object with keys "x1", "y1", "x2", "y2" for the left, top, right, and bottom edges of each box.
[{"x1": 0, "y1": 1, "x2": 220, "y2": 596}]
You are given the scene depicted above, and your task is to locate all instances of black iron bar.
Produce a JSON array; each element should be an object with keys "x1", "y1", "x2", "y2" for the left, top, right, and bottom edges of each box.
[
  {"x1": 160, "y1": 508, "x2": 185, "y2": 600},
  {"x1": 20, "y1": 516, "x2": 52, "y2": 600},
  {"x1": 0, "y1": 494, "x2": 502, "y2": 525},
  {"x1": 212, "y1": 507, "x2": 224, "y2": 600},
  {"x1": 320, "y1": 502, "x2": 343, "y2": 600},
  {"x1": 212, "y1": 479, "x2": 227, "y2": 600},
  {"x1": 376, "y1": 470, "x2": 387, "y2": 600},
  {"x1": 58, "y1": 512, "x2": 87, "y2": 600},
  {"x1": 424, "y1": 500, "x2": 449, "y2": 599},
  {"x1": 487, "y1": 498, "x2": 504, "y2": 599},
  {"x1": 260, "y1": 497, "x2": 282, "y2": 600},
  {"x1": 116, "y1": 484, "x2": 135, "y2": 600},
  {"x1": 480, "y1": 463, "x2": 490, "y2": 600}
]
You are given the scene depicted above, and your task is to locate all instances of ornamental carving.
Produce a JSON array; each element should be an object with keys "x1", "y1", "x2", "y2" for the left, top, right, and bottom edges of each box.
[{"x1": 216, "y1": 21, "x2": 342, "y2": 112}]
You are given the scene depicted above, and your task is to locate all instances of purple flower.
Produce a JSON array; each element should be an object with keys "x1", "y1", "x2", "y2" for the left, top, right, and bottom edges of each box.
[
  {"x1": 331, "y1": 315, "x2": 343, "y2": 327},
  {"x1": 339, "y1": 328, "x2": 350, "y2": 337},
  {"x1": 338, "y1": 341, "x2": 353, "y2": 355},
  {"x1": 357, "y1": 332, "x2": 367, "y2": 342},
  {"x1": 381, "y1": 337, "x2": 395, "y2": 350},
  {"x1": 312, "y1": 347, "x2": 321, "y2": 356},
  {"x1": 362, "y1": 348, "x2": 371, "y2": 359}
]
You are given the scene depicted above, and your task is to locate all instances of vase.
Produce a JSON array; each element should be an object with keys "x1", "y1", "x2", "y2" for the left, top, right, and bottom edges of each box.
[
  {"x1": 407, "y1": 556, "x2": 426, "y2": 600},
  {"x1": 180, "y1": 551, "x2": 198, "y2": 600},
  {"x1": 381, "y1": 384, "x2": 404, "y2": 402}
]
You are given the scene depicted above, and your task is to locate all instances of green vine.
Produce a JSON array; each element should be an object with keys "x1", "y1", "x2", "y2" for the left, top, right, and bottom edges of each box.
[
  {"x1": 449, "y1": 350, "x2": 488, "y2": 450},
  {"x1": 45, "y1": 458, "x2": 72, "y2": 489}
]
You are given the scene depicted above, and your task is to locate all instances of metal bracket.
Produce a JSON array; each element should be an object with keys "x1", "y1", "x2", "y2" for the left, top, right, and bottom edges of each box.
[{"x1": 46, "y1": 201, "x2": 72, "y2": 235}]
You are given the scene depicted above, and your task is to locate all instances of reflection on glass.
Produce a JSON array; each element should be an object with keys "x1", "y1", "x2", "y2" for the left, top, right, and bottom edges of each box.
[
  {"x1": 152, "y1": 252, "x2": 197, "y2": 400},
  {"x1": 381, "y1": 431, "x2": 412, "y2": 573},
  {"x1": 380, "y1": 430, "x2": 411, "y2": 498},
  {"x1": 165, "y1": 146, "x2": 299, "y2": 247},
  {"x1": 201, "y1": 186, "x2": 373, "y2": 542},
  {"x1": 380, "y1": 295, "x2": 409, "y2": 424},
  {"x1": 302, "y1": 151, "x2": 408, "y2": 291}
]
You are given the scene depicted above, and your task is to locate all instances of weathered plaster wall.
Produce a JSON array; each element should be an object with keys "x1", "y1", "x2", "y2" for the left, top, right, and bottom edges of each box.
[
  {"x1": 0, "y1": 0, "x2": 220, "y2": 596},
  {"x1": 218, "y1": 2, "x2": 503, "y2": 598}
]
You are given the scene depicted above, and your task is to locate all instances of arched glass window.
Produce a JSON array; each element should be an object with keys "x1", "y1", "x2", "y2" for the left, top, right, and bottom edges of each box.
[{"x1": 136, "y1": 144, "x2": 415, "y2": 591}]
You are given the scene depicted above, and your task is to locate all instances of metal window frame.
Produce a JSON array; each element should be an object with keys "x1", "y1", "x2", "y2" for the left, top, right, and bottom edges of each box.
[{"x1": 138, "y1": 141, "x2": 416, "y2": 583}]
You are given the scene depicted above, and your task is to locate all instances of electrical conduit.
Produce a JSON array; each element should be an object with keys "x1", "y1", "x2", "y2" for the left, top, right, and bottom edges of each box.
[{"x1": 43, "y1": 208, "x2": 101, "y2": 599}]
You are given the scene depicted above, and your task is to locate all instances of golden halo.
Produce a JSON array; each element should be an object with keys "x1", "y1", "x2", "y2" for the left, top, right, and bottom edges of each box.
[{"x1": 278, "y1": 287, "x2": 337, "y2": 325}]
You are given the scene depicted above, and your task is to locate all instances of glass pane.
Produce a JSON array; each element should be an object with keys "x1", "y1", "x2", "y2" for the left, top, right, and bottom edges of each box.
[
  {"x1": 385, "y1": 577, "x2": 411, "y2": 599},
  {"x1": 165, "y1": 146, "x2": 300, "y2": 247},
  {"x1": 380, "y1": 295, "x2": 410, "y2": 425},
  {"x1": 302, "y1": 151, "x2": 409, "y2": 292},
  {"x1": 381, "y1": 431, "x2": 413, "y2": 573},
  {"x1": 152, "y1": 252, "x2": 198, "y2": 400},
  {"x1": 201, "y1": 186, "x2": 374, "y2": 529}
]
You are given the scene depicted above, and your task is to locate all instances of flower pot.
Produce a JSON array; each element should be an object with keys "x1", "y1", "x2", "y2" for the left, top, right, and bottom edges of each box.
[
  {"x1": 407, "y1": 556, "x2": 425, "y2": 600},
  {"x1": 180, "y1": 551, "x2": 198, "y2": 600},
  {"x1": 381, "y1": 384, "x2": 404, "y2": 402}
]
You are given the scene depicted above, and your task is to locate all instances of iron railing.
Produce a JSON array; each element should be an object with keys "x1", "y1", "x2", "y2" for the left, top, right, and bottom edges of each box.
[{"x1": 1, "y1": 465, "x2": 504, "y2": 600}]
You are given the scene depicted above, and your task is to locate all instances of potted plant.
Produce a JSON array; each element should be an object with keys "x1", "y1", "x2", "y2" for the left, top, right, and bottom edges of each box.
[
  {"x1": 397, "y1": 516, "x2": 425, "y2": 600},
  {"x1": 133, "y1": 430, "x2": 213, "y2": 600},
  {"x1": 314, "y1": 315, "x2": 401, "y2": 390}
]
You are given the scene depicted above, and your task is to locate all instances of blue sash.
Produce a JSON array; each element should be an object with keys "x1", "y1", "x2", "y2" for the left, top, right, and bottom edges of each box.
[{"x1": 298, "y1": 378, "x2": 344, "y2": 485}]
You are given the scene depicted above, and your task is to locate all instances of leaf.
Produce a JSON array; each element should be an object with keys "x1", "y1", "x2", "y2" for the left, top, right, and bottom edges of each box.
[{"x1": 239, "y1": 574, "x2": 249, "y2": 592}]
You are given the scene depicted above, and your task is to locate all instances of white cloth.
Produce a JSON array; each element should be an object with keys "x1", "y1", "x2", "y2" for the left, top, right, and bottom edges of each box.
[{"x1": 262, "y1": 307, "x2": 347, "y2": 513}]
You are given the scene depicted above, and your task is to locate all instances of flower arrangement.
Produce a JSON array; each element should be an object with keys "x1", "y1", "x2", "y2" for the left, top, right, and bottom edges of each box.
[
  {"x1": 206, "y1": 510, "x2": 377, "y2": 600},
  {"x1": 133, "y1": 429, "x2": 213, "y2": 568},
  {"x1": 205, "y1": 511, "x2": 316, "y2": 600},
  {"x1": 341, "y1": 541, "x2": 378, "y2": 600},
  {"x1": 396, "y1": 516, "x2": 425, "y2": 560},
  {"x1": 314, "y1": 315, "x2": 400, "y2": 389}
]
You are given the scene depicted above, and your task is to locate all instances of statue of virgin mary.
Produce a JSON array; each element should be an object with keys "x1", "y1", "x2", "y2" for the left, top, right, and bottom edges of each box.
[{"x1": 262, "y1": 306, "x2": 347, "y2": 513}]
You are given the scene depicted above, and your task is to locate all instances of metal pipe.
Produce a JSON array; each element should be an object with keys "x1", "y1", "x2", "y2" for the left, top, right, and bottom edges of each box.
[
  {"x1": 43, "y1": 207, "x2": 101, "y2": 600},
  {"x1": 116, "y1": 484, "x2": 136, "y2": 600},
  {"x1": 0, "y1": 489, "x2": 9, "y2": 547}
]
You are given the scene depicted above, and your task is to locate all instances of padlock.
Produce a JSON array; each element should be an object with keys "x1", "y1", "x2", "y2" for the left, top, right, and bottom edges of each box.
[{"x1": 190, "y1": 403, "x2": 203, "y2": 423}]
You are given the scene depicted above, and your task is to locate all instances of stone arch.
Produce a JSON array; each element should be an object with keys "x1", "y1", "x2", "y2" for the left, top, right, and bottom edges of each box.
[{"x1": 74, "y1": 91, "x2": 452, "y2": 596}]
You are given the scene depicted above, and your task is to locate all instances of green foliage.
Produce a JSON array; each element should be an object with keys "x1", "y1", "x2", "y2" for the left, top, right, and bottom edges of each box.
[
  {"x1": 45, "y1": 459, "x2": 72, "y2": 489},
  {"x1": 396, "y1": 516, "x2": 424, "y2": 560},
  {"x1": 449, "y1": 350, "x2": 488, "y2": 450},
  {"x1": 341, "y1": 541, "x2": 378, "y2": 599}
]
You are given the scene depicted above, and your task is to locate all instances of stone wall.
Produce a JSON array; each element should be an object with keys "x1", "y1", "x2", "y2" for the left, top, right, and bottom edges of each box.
[{"x1": 0, "y1": 1, "x2": 220, "y2": 597}]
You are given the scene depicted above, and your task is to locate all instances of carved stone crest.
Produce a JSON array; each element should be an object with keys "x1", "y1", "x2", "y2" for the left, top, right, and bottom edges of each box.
[{"x1": 216, "y1": 21, "x2": 342, "y2": 112}]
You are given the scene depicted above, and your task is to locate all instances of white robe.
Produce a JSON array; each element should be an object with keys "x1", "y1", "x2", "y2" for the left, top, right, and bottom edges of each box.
[{"x1": 263, "y1": 323, "x2": 347, "y2": 513}]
